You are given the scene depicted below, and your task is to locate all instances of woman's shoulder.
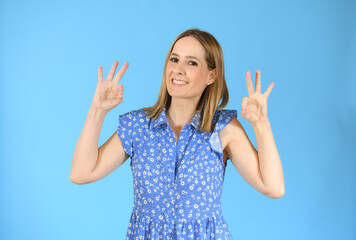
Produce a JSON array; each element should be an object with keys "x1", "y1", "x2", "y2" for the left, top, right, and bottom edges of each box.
[
  {"x1": 118, "y1": 108, "x2": 150, "y2": 129},
  {"x1": 119, "y1": 108, "x2": 148, "y2": 119},
  {"x1": 212, "y1": 108, "x2": 238, "y2": 128},
  {"x1": 206, "y1": 109, "x2": 238, "y2": 135}
]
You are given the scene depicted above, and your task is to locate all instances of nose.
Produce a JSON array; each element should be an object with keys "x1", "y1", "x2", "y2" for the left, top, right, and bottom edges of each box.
[{"x1": 174, "y1": 61, "x2": 185, "y2": 75}]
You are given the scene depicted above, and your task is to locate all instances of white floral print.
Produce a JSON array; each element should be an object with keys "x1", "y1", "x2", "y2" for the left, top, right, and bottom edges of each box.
[{"x1": 117, "y1": 107, "x2": 237, "y2": 239}]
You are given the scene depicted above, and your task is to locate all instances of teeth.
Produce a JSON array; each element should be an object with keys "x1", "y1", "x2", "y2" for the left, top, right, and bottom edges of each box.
[{"x1": 173, "y1": 79, "x2": 187, "y2": 85}]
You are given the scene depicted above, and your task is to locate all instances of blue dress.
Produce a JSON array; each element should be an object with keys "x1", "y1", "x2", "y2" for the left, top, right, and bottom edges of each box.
[{"x1": 117, "y1": 106, "x2": 237, "y2": 239}]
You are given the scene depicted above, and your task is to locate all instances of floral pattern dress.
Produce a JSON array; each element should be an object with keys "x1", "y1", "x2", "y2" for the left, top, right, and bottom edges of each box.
[{"x1": 117, "y1": 107, "x2": 237, "y2": 239}]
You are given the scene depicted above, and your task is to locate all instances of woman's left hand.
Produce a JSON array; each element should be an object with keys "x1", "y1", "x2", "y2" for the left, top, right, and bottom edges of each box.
[{"x1": 241, "y1": 70, "x2": 274, "y2": 125}]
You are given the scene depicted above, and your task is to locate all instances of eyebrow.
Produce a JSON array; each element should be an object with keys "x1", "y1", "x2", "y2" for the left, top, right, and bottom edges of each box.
[{"x1": 171, "y1": 52, "x2": 201, "y2": 62}]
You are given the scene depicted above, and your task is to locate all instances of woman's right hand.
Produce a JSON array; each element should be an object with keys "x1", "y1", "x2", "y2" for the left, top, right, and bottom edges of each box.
[{"x1": 91, "y1": 60, "x2": 129, "y2": 113}]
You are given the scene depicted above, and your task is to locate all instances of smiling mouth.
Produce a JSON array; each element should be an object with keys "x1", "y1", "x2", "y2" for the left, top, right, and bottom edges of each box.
[{"x1": 172, "y1": 78, "x2": 188, "y2": 85}]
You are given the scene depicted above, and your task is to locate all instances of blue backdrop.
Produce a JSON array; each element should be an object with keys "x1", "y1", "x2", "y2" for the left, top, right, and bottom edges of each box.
[{"x1": 1, "y1": 0, "x2": 355, "y2": 239}]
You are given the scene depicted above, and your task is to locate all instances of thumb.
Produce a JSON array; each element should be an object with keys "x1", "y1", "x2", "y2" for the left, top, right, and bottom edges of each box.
[
  {"x1": 241, "y1": 97, "x2": 248, "y2": 117},
  {"x1": 117, "y1": 84, "x2": 124, "y2": 92},
  {"x1": 116, "y1": 85, "x2": 124, "y2": 103}
]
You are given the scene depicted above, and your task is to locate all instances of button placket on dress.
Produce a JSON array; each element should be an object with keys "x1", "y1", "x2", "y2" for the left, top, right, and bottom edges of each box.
[
  {"x1": 160, "y1": 124, "x2": 177, "y2": 224},
  {"x1": 165, "y1": 121, "x2": 193, "y2": 227},
  {"x1": 174, "y1": 124, "x2": 191, "y2": 183}
]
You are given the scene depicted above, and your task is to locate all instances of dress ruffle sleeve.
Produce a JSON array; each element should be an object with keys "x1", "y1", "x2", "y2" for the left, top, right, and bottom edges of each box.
[
  {"x1": 209, "y1": 109, "x2": 238, "y2": 161},
  {"x1": 117, "y1": 110, "x2": 139, "y2": 158}
]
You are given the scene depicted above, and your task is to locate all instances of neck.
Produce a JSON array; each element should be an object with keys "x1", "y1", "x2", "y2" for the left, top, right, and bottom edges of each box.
[{"x1": 167, "y1": 96, "x2": 199, "y2": 127}]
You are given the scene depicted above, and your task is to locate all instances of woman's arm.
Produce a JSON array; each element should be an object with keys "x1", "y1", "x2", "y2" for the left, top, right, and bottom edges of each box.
[
  {"x1": 224, "y1": 69, "x2": 284, "y2": 198},
  {"x1": 224, "y1": 116, "x2": 284, "y2": 198},
  {"x1": 70, "y1": 106, "x2": 106, "y2": 184},
  {"x1": 70, "y1": 61, "x2": 129, "y2": 184},
  {"x1": 251, "y1": 119, "x2": 284, "y2": 196}
]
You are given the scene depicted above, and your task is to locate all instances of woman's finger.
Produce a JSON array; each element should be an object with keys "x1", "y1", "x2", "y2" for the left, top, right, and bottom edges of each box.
[
  {"x1": 255, "y1": 70, "x2": 261, "y2": 93},
  {"x1": 98, "y1": 66, "x2": 103, "y2": 83},
  {"x1": 113, "y1": 62, "x2": 129, "y2": 85},
  {"x1": 241, "y1": 96, "x2": 249, "y2": 117},
  {"x1": 246, "y1": 71, "x2": 254, "y2": 96},
  {"x1": 106, "y1": 61, "x2": 119, "y2": 81},
  {"x1": 264, "y1": 82, "x2": 275, "y2": 98}
]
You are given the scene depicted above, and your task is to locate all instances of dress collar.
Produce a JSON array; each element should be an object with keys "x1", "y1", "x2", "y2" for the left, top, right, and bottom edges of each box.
[{"x1": 152, "y1": 107, "x2": 201, "y2": 129}]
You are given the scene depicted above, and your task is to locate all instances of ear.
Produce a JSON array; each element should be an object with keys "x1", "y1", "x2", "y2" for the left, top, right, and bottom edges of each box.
[
  {"x1": 207, "y1": 68, "x2": 217, "y2": 85},
  {"x1": 206, "y1": 68, "x2": 217, "y2": 86}
]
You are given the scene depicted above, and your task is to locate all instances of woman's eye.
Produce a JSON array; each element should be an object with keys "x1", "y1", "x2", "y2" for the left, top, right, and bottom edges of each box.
[
  {"x1": 170, "y1": 57, "x2": 178, "y2": 62},
  {"x1": 189, "y1": 61, "x2": 198, "y2": 66}
]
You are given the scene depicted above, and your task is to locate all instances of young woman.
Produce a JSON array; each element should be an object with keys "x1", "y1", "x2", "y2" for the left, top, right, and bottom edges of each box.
[{"x1": 70, "y1": 29, "x2": 284, "y2": 239}]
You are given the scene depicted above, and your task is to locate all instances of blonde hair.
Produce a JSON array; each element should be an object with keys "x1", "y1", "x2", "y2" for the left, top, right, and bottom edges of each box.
[{"x1": 143, "y1": 28, "x2": 229, "y2": 132}]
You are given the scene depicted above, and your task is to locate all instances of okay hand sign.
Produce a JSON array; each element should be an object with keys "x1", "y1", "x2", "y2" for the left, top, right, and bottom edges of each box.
[
  {"x1": 91, "y1": 60, "x2": 129, "y2": 113},
  {"x1": 241, "y1": 70, "x2": 274, "y2": 124}
]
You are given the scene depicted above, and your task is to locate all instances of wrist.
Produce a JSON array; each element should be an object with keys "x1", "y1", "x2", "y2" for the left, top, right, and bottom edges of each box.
[
  {"x1": 251, "y1": 118, "x2": 270, "y2": 131},
  {"x1": 89, "y1": 105, "x2": 108, "y2": 119}
]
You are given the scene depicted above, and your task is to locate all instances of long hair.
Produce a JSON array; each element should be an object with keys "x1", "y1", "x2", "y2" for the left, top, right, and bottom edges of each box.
[{"x1": 143, "y1": 28, "x2": 229, "y2": 132}]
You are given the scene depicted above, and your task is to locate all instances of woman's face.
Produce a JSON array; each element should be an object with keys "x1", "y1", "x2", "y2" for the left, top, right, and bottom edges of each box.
[{"x1": 165, "y1": 36, "x2": 216, "y2": 101}]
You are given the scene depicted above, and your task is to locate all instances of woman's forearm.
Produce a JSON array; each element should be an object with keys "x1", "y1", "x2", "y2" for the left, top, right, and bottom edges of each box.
[
  {"x1": 251, "y1": 119, "x2": 285, "y2": 197},
  {"x1": 70, "y1": 106, "x2": 107, "y2": 184}
]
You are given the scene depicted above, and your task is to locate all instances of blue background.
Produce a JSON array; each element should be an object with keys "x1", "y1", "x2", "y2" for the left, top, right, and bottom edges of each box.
[{"x1": 1, "y1": 0, "x2": 355, "y2": 239}]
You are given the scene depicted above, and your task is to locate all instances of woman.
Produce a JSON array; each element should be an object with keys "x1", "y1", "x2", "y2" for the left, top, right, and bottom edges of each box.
[{"x1": 70, "y1": 28, "x2": 284, "y2": 239}]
